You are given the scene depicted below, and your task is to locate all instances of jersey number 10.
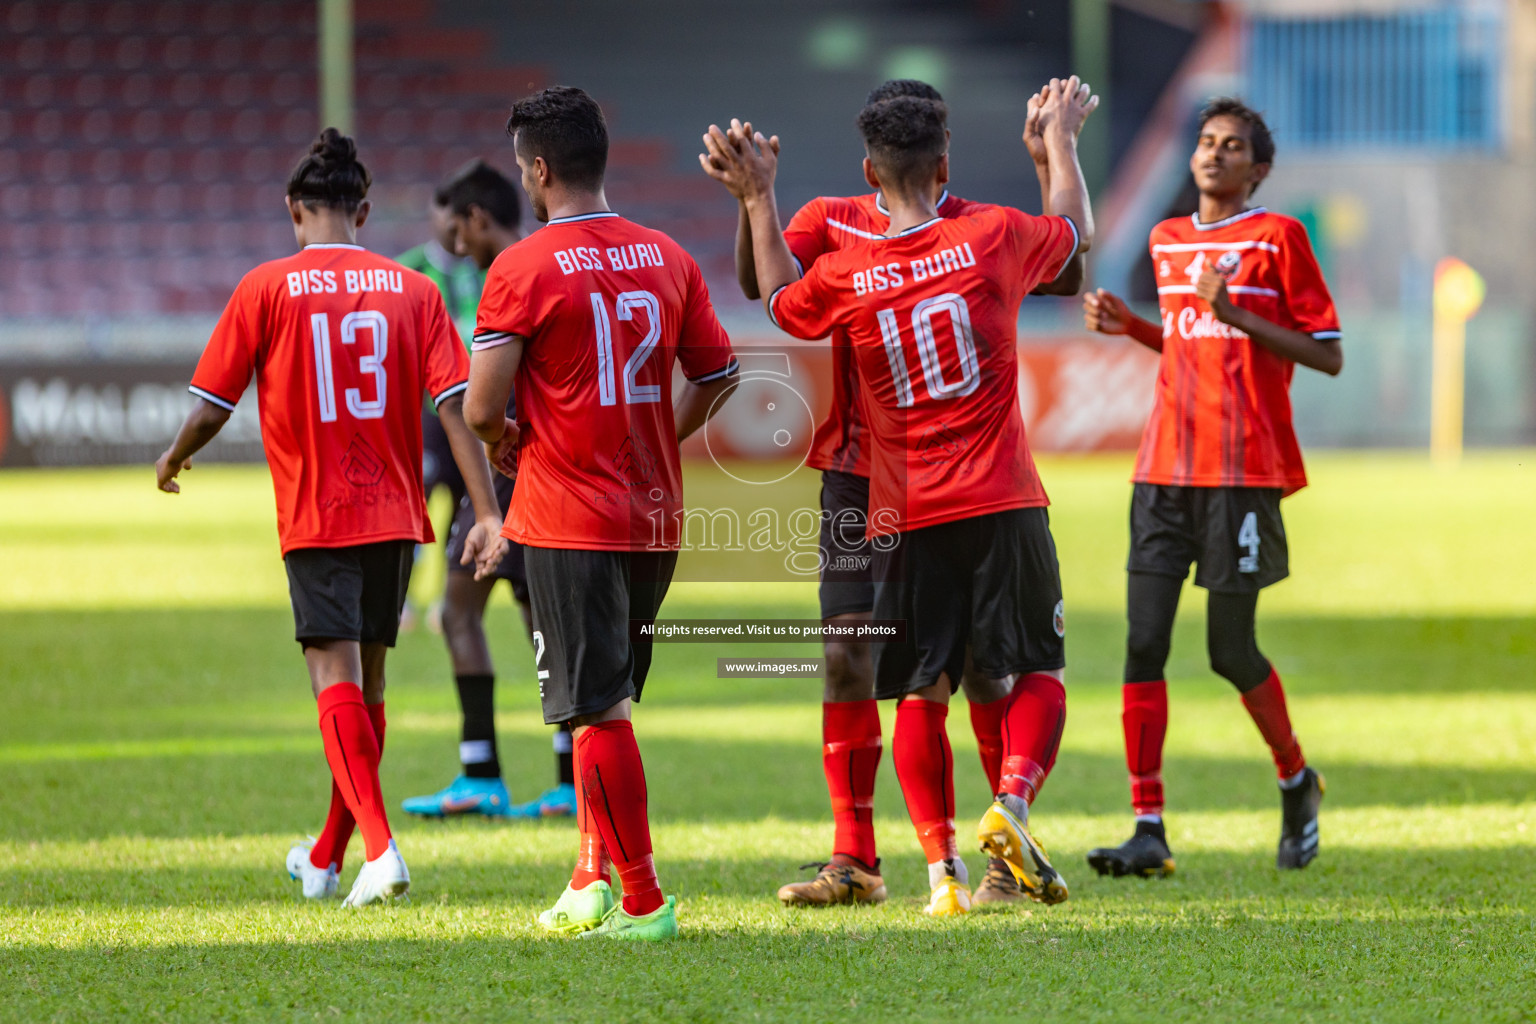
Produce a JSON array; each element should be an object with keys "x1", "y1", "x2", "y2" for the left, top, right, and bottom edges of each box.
[
  {"x1": 876, "y1": 292, "x2": 980, "y2": 408},
  {"x1": 311, "y1": 310, "x2": 388, "y2": 423}
]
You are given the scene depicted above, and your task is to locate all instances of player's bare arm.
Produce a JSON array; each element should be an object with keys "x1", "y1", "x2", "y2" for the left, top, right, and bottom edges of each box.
[
  {"x1": 154, "y1": 398, "x2": 232, "y2": 493},
  {"x1": 1195, "y1": 269, "x2": 1343, "y2": 375},
  {"x1": 1024, "y1": 84, "x2": 1085, "y2": 297},
  {"x1": 674, "y1": 375, "x2": 738, "y2": 442},
  {"x1": 1084, "y1": 288, "x2": 1164, "y2": 352},
  {"x1": 465, "y1": 337, "x2": 524, "y2": 472},
  {"x1": 707, "y1": 119, "x2": 781, "y2": 300},
  {"x1": 1034, "y1": 76, "x2": 1098, "y2": 254},
  {"x1": 700, "y1": 123, "x2": 800, "y2": 307},
  {"x1": 436, "y1": 393, "x2": 510, "y2": 578}
]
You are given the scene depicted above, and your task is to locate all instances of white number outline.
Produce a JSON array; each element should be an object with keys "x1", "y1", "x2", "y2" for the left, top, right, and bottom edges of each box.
[
  {"x1": 877, "y1": 292, "x2": 980, "y2": 406},
  {"x1": 616, "y1": 291, "x2": 662, "y2": 405},
  {"x1": 591, "y1": 290, "x2": 663, "y2": 406},
  {"x1": 340, "y1": 310, "x2": 388, "y2": 420},
  {"x1": 311, "y1": 310, "x2": 389, "y2": 422}
]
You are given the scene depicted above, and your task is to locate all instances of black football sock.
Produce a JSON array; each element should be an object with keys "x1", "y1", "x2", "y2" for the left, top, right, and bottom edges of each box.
[
  {"x1": 555, "y1": 722, "x2": 575, "y2": 786},
  {"x1": 455, "y1": 673, "x2": 500, "y2": 779}
]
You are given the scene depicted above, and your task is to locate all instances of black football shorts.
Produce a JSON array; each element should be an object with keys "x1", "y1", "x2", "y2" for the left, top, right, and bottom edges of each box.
[
  {"x1": 283, "y1": 540, "x2": 415, "y2": 648},
  {"x1": 1127, "y1": 483, "x2": 1288, "y2": 593},
  {"x1": 818, "y1": 470, "x2": 876, "y2": 620},
  {"x1": 871, "y1": 506, "x2": 1065, "y2": 699},
  {"x1": 445, "y1": 472, "x2": 529, "y2": 600},
  {"x1": 524, "y1": 546, "x2": 678, "y2": 725}
]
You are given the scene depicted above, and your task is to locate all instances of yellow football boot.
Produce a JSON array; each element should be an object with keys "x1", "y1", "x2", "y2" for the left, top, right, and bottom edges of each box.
[
  {"x1": 924, "y1": 875, "x2": 972, "y2": 917},
  {"x1": 977, "y1": 800, "x2": 1069, "y2": 905}
]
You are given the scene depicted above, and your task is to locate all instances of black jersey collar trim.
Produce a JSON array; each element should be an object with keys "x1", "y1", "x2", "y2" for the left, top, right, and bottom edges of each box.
[
  {"x1": 886, "y1": 216, "x2": 943, "y2": 239},
  {"x1": 876, "y1": 189, "x2": 950, "y2": 217},
  {"x1": 547, "y1": 211, "x2": 620, "y2": 225}
]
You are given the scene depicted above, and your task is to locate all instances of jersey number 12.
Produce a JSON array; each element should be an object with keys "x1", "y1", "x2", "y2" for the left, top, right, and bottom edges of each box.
[{"x1": 591, "y1": 290, "x2": 661, "y2": 406}]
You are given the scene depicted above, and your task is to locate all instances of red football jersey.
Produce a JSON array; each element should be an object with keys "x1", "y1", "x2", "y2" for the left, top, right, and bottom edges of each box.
[
  {"x1": 784, "y1": 190, "x2": 990, "y2": 477},
  {"x1": 473, "y1": 212, "x2": 737, "y2": 551},
  {"x1": 771, "y1": 207, "x2": 1079, "y2": 535},
  {"x1": 1138, "y1": 207, "x2": 1341, "y2": 494},
  {"x1": 190, "y1": 243, "x2": 470, "y2": 554}
]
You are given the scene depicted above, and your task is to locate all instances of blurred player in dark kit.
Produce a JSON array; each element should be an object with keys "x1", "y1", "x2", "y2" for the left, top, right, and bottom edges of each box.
[{"x1": 401, "y1": 160, "x2": 580, "y2": 823}]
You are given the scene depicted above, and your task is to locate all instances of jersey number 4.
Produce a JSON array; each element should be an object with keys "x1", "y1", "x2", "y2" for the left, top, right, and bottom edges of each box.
[
  {"x1": 590, "y1": 290, "x2": 661, "y2": 406},
  {"x1": 877, "y1": 292, "x2": 980, "y2": 408},
  {"x1": 311, "y1": 310, "x2": 387, "y2": 423}
]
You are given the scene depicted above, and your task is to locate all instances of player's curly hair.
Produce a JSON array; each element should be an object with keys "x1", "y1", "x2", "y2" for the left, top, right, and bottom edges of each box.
[
  {"x1": 440, "y1": 159, "x2": 521, "y2": 229},
  {"x1": 286, "y1": 128, "x2": 370, "y2": 212},
  {"x1": 857, "y1": 96, "x2": 948, "y2": 191},
  {"x1": 506, "y1": 86, "x2": 608, "y2": 191},
  {"x1": 1198, "y1": 97, "x2": 1276, "y2": 169},
  {"x1": 865, "y1": 78, "x2": 943, "y2": 106}
]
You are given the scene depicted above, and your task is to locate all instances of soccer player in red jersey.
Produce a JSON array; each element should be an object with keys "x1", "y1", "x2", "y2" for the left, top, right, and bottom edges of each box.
[
  {"x1": 464, "y1": 87, "x2": 739, "y2": 940},
  {"x1": 1082, "y1": 98, "x2": 1341, "y2": 876},
  {"x1": 716, "y1": 81, "x2": 1096, "y2": 914},
  {"x1": 154, "y1": 130, "x2": 507, "y2": 905},
  {"x1": 401, "y1": 161, "x2": 582, "y2": 823},
  {"x1": 706, "y1": 79, "x2": 1084, "y2": 908}
]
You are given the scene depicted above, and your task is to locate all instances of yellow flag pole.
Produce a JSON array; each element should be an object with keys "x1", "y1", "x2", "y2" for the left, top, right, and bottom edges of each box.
[{"x1": 1430, "y1": 259, "x2": 1486, "y2": 468}]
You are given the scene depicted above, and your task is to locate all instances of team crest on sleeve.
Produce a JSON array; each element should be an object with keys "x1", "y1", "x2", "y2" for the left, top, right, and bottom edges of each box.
[
  {"x1": 1052, "y1": 600, "x2": 1065, "y2": 638},
  {"x1": 1215, "y1": 250, "x2": 1243, "y2": 278}
]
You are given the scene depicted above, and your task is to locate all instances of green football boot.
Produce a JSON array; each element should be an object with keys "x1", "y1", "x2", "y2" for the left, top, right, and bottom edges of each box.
[
  {"x1": 580, "y1": 894, "x2": 678, "y2": 941},
  {"x1": 537, "y1": 880, "x2": 616, "y2": 934}
]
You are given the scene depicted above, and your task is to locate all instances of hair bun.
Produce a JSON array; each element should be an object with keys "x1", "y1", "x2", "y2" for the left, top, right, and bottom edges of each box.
[{"x1": 313, "y1": 127, "x2": 356, "y2": 165}]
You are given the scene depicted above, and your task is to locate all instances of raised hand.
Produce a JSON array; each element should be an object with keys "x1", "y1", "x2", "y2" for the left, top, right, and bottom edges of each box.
[
  {"x1": 1022, "y1": 85, "x2": 1051, "y2": 167},
  {"x1": 1083, "y1": 288, "x2": 1133, "y2": 335},
  {"x1": 1037, "y1": 75, "x2": 1100, "y2": 141},
  {"x1": 699, "y1": 118, "x2": 780, "y2": 202}
]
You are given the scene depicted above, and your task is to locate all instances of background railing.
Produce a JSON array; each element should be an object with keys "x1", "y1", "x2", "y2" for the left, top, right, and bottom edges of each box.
[{"x1": 1247, "y1": 5, "x2": 1504, "y2": 150}]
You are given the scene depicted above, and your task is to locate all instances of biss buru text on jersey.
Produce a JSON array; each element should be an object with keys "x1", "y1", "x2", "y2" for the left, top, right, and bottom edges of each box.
[
  {"x1": 285, "y1": 267, "x2": 407, "y2": 296},
  {"x1": 552, "y1": 243, "x2": 668, "y2": 276},
  {"x1": 851, "y1": 242, "x2": 977, "y2": 296}
]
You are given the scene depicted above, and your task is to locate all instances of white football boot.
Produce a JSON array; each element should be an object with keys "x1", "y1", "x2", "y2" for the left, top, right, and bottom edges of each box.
[
  {"x1": 342, "y1": 839, "x2": 411, "y2": 906},
  {"x1": 286, "y1": 841, "x2": 339, "y2": 900}
]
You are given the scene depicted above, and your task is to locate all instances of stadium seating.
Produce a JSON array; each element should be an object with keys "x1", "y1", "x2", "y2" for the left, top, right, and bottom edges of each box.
[{"x1": 0, "y1": 0, "x2": 558, "y2": 317}]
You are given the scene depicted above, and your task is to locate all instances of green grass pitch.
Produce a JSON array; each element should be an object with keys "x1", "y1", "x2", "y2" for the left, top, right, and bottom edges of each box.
[{"x1": 1, "y1": 452, "x2": 1533, "y2": 1021}]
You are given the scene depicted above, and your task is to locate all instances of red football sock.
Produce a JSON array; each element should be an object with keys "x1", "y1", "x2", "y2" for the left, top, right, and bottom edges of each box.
[
  {"x1": 999, "y1": 673, "x2": 1067, "y2": 805},
  {"x1": 822, "y1": 700, "x2": 882, "y2": 869},
  {"x1": 569, "y1": 736, "x2": 611, "y2": 890},
  {"x1": 309, "y1": 701, "x2": 387, "y2": 871},
  {"x1": 576, "y1": 720, "x2": 662, "y2": 917},
  {"x1": 316, "y1": 683, "x2": 392, "y2": 862},
  {"x1": 1122, "y1": 681, "x2": 1167, "y2": 816},
  {"x1": 1241, "y1": 668, "x2": 1306, "y2": 779},
  {"x1": 968, "y1": 697, "x2": 1007, "y2": 795},
  {"x1": 893, "y1": 698, "x2": 956, "y2": 865}
]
